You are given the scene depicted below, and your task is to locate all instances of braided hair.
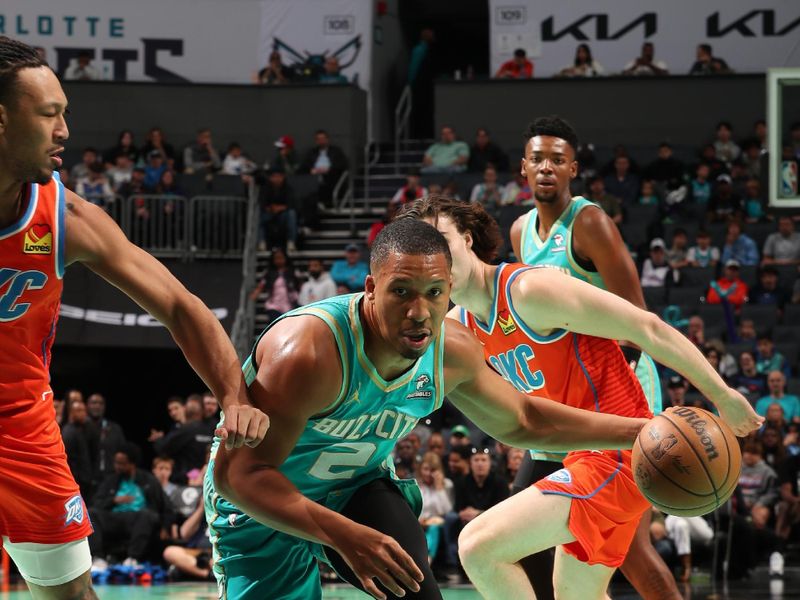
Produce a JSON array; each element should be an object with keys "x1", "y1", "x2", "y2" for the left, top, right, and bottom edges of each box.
[{"x1": 0, "y1": 36, "x2": 48, "y2": 106}]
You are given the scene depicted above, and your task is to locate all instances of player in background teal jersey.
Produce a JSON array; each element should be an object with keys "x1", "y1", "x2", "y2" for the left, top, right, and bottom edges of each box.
[
  {"x1": 208, "y1": 219, "x2": 649, "y2": 600},
  {"x1": 509, "y1": 116, "x2": 679, "y2": 600}
]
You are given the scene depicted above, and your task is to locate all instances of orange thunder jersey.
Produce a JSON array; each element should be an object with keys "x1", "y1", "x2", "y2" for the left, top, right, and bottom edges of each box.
[
  {"x1": 457, "y1": 263, "x2": 651, "y2": 420},
  {"x1": 0, "y1": 173, "x2": 65, "y2": 432}
]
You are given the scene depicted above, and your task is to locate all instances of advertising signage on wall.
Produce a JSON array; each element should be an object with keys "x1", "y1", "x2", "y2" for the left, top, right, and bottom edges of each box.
[
  {"x1": 490, "y1": 0, "x2": 800, "y2": 78},
  {"x1": 2, "y1": 0, "x2": 372, "y2": 87}
]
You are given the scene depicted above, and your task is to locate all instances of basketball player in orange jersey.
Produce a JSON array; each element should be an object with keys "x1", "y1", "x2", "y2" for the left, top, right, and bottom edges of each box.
[
  {"x1": 0, "y1": 37, "x2": 268, "y2": 599},
  {"x1": 401, "y1": 196, "x2": 761, "y2": 599},
  {"x1": 509, "y1": 116, "x2": 679, "y2": 600}
]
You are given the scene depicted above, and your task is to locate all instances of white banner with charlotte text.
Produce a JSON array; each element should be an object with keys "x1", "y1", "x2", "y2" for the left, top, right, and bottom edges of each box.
[
  {"x1": 1, "y1": 0, "x2": 372, "y2": 86},
  {"x1": 490, "y1": 0, "x2": 800, "y2": 78}
]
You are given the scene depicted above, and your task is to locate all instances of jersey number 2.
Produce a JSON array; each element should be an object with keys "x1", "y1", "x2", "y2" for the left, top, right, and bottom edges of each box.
[{"x1": 308, "y1": 442, "x2": 377, "y2": 481}]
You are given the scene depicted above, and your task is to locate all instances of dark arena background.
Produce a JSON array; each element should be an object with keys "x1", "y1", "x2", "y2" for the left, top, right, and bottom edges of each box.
[{"x1": 1, "y1": 0, "x2": 800, "y2": 598}]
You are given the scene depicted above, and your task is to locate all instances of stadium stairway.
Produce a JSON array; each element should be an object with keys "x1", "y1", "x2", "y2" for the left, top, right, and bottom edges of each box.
[{"x1": 252, "y1": 139, "x2": 430, "y2": 337}]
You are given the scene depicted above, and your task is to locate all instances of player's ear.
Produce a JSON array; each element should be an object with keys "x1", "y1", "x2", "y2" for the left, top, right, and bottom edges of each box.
[
  {"x1": 364, "y1": 274, "x2": 376, "y2": 302},
  {"x1": 570, "y1": 158, "x2": 578, "y2": 179},
  {"x1": 0, "y1": 104, "x2": 7, "y2": 132},
  {"x1": 519, "y1": 156, "x2": 526, "y2": 177},
  {"x1": 464, "y1": 230, "x2": 473, "y2": 251}
]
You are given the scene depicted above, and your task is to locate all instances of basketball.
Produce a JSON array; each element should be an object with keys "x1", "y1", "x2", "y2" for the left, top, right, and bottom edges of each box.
[{"x1": 632, "y1": 407, "x2": 741, "y2": 517}]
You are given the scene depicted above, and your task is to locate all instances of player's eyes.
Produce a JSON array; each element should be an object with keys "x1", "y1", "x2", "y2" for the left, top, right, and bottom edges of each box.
[
  {"x1": 428, "y1": 288, "x2": 442, "y2": 297},
  {"x1": 393, "y1": 288, "x2": 407, "y2": 297}
]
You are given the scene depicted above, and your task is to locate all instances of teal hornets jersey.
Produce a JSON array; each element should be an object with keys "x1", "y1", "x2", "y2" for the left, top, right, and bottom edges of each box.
[
  {"x1": 209, "y1": 293, "x2": 445, "y2": 504},
  {"x1": 518, "y1": 196, "x2": 605, "y2": 289},
  {"x1": 517, "y1": 197, "x2": 663, "y2": 458}
]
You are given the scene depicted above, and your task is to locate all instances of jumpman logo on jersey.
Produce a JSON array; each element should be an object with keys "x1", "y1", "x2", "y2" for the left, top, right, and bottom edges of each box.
[{"x1": 349, "y1": 384, "x2": 361, "y2": 404}]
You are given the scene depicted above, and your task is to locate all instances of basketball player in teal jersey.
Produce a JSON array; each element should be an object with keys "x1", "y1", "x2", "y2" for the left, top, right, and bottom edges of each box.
[
  {"x1": 509, "y1": 116, "x2": 679, "y2": 599},
  {"x1": 205, "y1": 219, "x2": 649, "y2": 600}
]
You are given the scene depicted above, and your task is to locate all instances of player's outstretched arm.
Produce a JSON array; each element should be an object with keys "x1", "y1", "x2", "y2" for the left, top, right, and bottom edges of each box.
[
  {"x1": 64, "y1": 192, "x2": 268, "y2": 448},
  {"x1": 213, "y1": 317, "x2": 422, "y2": 600},
  {"x1": 442, "y1": 321, "x2": 647, "y2": 450},
  {"x1": 512, "y1": 269, "x2": 763, "y2": 436}
]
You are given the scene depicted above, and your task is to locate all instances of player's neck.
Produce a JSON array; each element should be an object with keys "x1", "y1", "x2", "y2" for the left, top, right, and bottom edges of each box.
[
  {"x1": 452, "y1": 260, "x2": 496, "y2": 325},
  {"x1": 534, "y1": 194, "x2": 571, "y2": 235},
  {"x1": 0, "y1": 176, "x2": 25, "y2": 230}
]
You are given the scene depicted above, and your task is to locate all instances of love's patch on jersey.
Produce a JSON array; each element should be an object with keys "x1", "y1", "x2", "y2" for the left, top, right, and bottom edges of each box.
[{"x1": 23, "y1": 224, "x2": 52, "y2": 254}]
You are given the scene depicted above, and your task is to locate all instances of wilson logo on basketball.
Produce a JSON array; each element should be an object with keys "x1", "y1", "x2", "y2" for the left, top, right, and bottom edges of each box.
[
  {"x1": 671, "y1": 407, "x2": 720, "y2": 461},
  {"x1": 23, "y1": 224, "x2": 52, "y2": 255}
]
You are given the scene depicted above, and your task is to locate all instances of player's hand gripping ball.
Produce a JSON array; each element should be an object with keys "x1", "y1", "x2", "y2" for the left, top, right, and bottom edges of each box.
[{"x1": 632, "y1": 407, "x2": 741, "y2": 517}]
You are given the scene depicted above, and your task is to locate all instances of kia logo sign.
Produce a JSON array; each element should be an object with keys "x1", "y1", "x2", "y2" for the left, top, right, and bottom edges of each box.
[
  {"x1": 325, "y1": 15, "x2": 355, "y2": 35},
  {"x1": 496, "y1": 6, "x2": 527, "y2": 25}
]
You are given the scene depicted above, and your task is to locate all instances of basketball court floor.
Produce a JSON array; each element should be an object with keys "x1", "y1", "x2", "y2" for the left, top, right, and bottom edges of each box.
[{"x1": 2, "y1": 576, "x2": 800, "y2": 599}]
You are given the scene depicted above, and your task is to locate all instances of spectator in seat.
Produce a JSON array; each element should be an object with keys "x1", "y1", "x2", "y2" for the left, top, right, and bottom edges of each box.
[
  {"x1": 468, "y1": 128, "x2": 509, "y2": 173},
  {"x1": 446, "y1": 445, "x2": 472, "y2": 482},
  {"x1": 687, "y1": 315, "x2": 706, "y2": 348},
  {"x1": 104, "y1": 130, "x2": 139, "y2": 167},
  {"x1": 416, "y1": 452, "x2": 454, "y2": 564},
  {"x1": 63, "y1": 50, "x2": 100, "y2": 80},
  {"x1": 75, "y1": 162, "x2": 114, "y2": 207},
  {"x1": 760, "y1": 425, "x2": 787, "y2": 471},
  {"x1": 107, "y1": 154, "x2": 133, "y2": 192},
  {"x1": 469, "y1": 165, "x2": 504, "y2": 215},
  {"x1": 70, "y1": 147, "x2": 99, "y2": 182},
  {"x1": 151, "y1": 456, "x2": 203, "y2": 529},
  {"x1": 586, "y1": 176, "x2": 622, "y2": 225},
  {"x1": 646, "y1": 143, "x2": 685, "y2": 185},
  {"x1": 641, "y1": 238, "x2": 671, "y2": 288},
  {"x1": 707, "y1": 259, "x2": 748, "y2": 308},
  {"x1": 299, "y1": 129, "x2": 349, "y2": 206},
  {"x1": 687, "y1": 229, "x2": 720, "y2": 268},
  {"x1": 143, "y1": 150, "x2": 167, "y2": 190},
  {"x1": 367, "y1": 203, "x2": 400, "y2": 248},
  {"x1": 142, "y1": 127, "x2": 177, "y2": 168},
  {"x1": 89, "y1": 443, "x2": 174, "y2": 570},
  {"x1": 426, "y1": 432, "x2": 446, "y2": 460},
  {"x1": 270, "y1": 135, "x2": 300, "y2": 175},
  {"x1": 707, "y1": 338, "x2": 738, "y2": 380},
  {"x1": 687, "y1": 163, "x2": 712, "y2": 205},
  {"x1": 318, "y1": 56, "x2": 348, "y2": 84},
  {"x1": 707, "y1": 174, "x2": 743, "y2": 223},
  {"x1": 222, "y1": 143, "x2": 256, "y2": 176},
  {"x1": 713, "y1": 121, "x2": 741, "y2": 165},
  {"x1": 504, "y1": 448, "x2": 525, "y2": 488},
  {"x1": 749, "y1": 265, "x2": 790, "y2": 309},
  {"x1": 733, "y1": 351, "x2": 767, "y2": 399},
  {"x1": 494, "y1": 48, "x2": 533, "y2": 79},
  {"x1": 394, "y1": 437, "x2": 420, "y2": 478},
  {"x1": 62, "y1": 399, "x2": 95, "y2": 501},
  {"x1": 422, "y1": 126, "x2": 469, "y2": 174},
  {"x1": 689, "y1": 43, "x2": 731, "y2": 75},
  {"x1": 391, "y1": 168, "x2": 427, "y2": 206},
  {"x1": 698, "y1": 144, "x2": 727, "y2": 182},
  {"x1": 444, "y1": 448, "x2": 509, "y2": 574},
  {"x1": 149, "y1": 396, "x2": 186, "y2": 444},
  {"x1": 622, "y1": 42, "x2": 669, "y2": 76},
  {"x1": 330, "y1": 243, "x2": 369, "y2": 293},
  {"x1": 651, "y1": 511, "x2": 714, "y2": 582},
  {"x1": 449, "y1": 424, "x2": 472, "y2": 450},
  {"x1": 162, "y1": 493, "x2": 213, "y2": 581},
  {"x1": 258, "y1": 50, "x2": 293, "y2": 85},
  {"x1": 152, "y1": 396, "x2": 214, "y2": 484},
  {"x1": 250, "y1": 248, "x2": 301, "y2": 324},
  {"x1": 721, "y1": 221, "x2": 759, "y2": 266},
  {"x1": 756, "y1": 371, "x2": 800, "y2": 421},
  {"x1": 667, "y1": 228, "x2": 690, "y2": 270},
  {"x1": 763, "y1": 216, "x2": 800, "y2": 266},
  {"x1": 763, "y1": 403, "x2": 789, "y2": 436},
  {"x1": 500, "y1": 172, "x2": 532, "y2": 207},
  {"x1": 183, "y1": 128, "x2": 221, "y2": 175},
  {"x1": 557, "y1": 43, "x2": 604, "y2": 77},
  {"x1": 298, "y1": 258, "x2": 337, "y2": 305},
  {"x1": 257, "y1": 167, "x2": 298, "y2": 252},
  {"x1": 638, "y1": 179, "x2": 660, "y2": 207},
  {"x1": 756, "y1": 335, "x2": 791, "y2": 379},
  {"x1": 603, "y1": 155, "x2": 639, "y2": 206},
  {"x1": 202, "y1": 392, "x2": 219, "y2": 429},
  {"x1": 86, "y1": 393, "x2": 126, "y2": 490},
  {"x1": 741, "y1": 141, "x2": 763, "y2": 180},
  {"x1": 665, "y1": 375, "x2": 689, "y2": 408},
  {"x1": 742, "y1": 178, "x2": 766, "y2": 223},
  {"x1": 738, "y1": 441, "x2": 779, "y2": 530},
  {"x1": 737, "y1": 318, "x2": 758, "y2": 346}
]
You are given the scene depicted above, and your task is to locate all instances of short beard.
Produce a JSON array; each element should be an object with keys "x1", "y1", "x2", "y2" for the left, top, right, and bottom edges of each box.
[{"x1": 534, "y1": 190, "x2": 559, "y2": 204}]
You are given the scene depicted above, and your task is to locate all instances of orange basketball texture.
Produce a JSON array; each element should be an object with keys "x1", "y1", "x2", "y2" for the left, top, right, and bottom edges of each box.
[{"x1": 632, "y1": 407, "x2": 741, "y2": 517}]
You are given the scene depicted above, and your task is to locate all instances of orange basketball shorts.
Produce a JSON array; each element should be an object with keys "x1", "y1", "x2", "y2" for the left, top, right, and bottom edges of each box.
[{"x1": 534, "y1": 449, "x2": 649, "y2": 567}]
